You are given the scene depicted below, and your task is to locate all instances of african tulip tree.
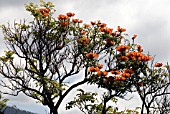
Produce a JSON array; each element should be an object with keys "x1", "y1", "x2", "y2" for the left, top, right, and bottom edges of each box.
[
  {"x1": 0, "y1": 1, "x2": 136, "y2": 114},
  {"x1": 0, "y1": 1, "x2": 169, "y2": 114}
]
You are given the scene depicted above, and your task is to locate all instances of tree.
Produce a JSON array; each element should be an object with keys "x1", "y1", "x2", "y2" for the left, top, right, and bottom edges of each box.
[
  {"x1": 0, "y1": 1, "x2": 138, "y2": 114},
  {"x1": 135, "y1": 63, "x2": 170, "y2": 114}
]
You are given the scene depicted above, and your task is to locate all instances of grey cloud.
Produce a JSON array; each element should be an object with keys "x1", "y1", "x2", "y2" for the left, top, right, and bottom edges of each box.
[{"x1": 0, "y1": 0, "x2": 39, "y2": 8}]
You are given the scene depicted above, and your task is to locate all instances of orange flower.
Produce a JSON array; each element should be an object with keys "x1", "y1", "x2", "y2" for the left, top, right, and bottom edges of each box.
[
  {"x1": 58, "y1": 14, "x2": 68, "y2": 20},
  {"x1": 96, "y1": 64, "x2": 103, "y2": 69},
  {"x1": 77, "y1": 37, "x2": 89, "y2": 45},
  {"x1": 107, "y1": 41, "x2": 114, "y2": 46},
  {"x1": 97, "y1": 20, "x2": 102, "y2": 27},
  {"x1": 38, "y1": 8, "x2": 43, "y2": 13},
  {"x1": 66, "y1": 12, "x2": 75, "y2": 17},
  {"x1": 72, "y1": 19, "x2": 79, "y2": 23},
  {"x1": 89, "y1": 66, "x2": 100, "y2": 72},
  {"x1": 117, "y1": 26, "x2": 126, "y2": 32},
  {"x1": 91, "y1": 21, "x2": 96, "y2": 25},
  {"x1": 84, "y1": 24, "x2": 90, "y2": 28},
  {"x1": 137, "y1": 45, "x2": 143, "y2": 53},
  {"x1": 124, "y1": 69, "x2": 134, "y2": 74},
  {"x1": 60, "y1": 22, "x2": 68, "y2": 26},
  {"x1": 79, "y1": 20, "x2": 83, "y2": 23},
  {"x1": 105, "y1": 28, "x2": 113, "y2": 35},
  {"x1": 118, "y1": 56, "x2": 129, "y2": 61},
  {"x1": 111, "y1": 70, "x2": 120, "y2": 75},
  {"x1": 43, "y1": 12, "x2": 48, "y2": 17},
  {"x1": 147, "y1": 55, "x2": 152, "y2": 61},
  {"x1": 38, "y1": 8, "x2": 50, "y2": 16},
  {"x1": 132, "y1": 34, "x2": 137, "y2": 39},
  {"x1": 112, "y1": 32, "x2": 117, "y2": 36},
  {"x1": 95, "y1": 67, "x2": 100, "y2": 72},
  {"x1": 100, "y1": 28, "x2": 113, "y2": 34},
  {"x1": 97, "y1": 20, "x2": 101, "y2": 24},
  {"x1": 141, "y1": 55, "x2": 152, "y2": 61},
  {"x1": 106, "y1": 38, "x2": 114, "y2": 46},
  {"x1": 89, "y1": 66, "x2": 95, "y2": 72},
  {"x1": 121, "y1": 73, "x2": 131, "y2": 78},
  {"x1": 121, "y1": 76, "x2": 126, "y2": 81},
  {"x1": 83, "y1": 38, "x2": 88, "y2": 45},
  {"x1": 44, "y1": 8, "x2": 50, "y2": 13},
  {"x1": 81, "y1": 31, "x2": 86, "y2": 35},
  {"x1": 127, "y1": 52, "x2": 152, "y2": 62},
  {"x1": 114, "y1": 76, "x2": 126, "y2": 81},
  {"x1": 100, "y1": 27, "x2": 105, "y2": 32},
  {"x1": 86, "y1": 52, "x2": 98, "y2": 59},
  {"x1": 97, "y1": 71, "x2": 108, "y2": 76},
  {"x1": 116, "y1": 45, "x2": 130, "y2": 53},
  {"x1": 100, "y1": 23, "x2": 107, "y2": 28},
  {"x1": 154, "y1": 63, "x2": 163, "y2": 67}
]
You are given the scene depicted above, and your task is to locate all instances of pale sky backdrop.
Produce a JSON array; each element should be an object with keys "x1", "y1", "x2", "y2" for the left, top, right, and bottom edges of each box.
[{"x1": 0, "y1": 0, "x2": 170, "y2": 114}]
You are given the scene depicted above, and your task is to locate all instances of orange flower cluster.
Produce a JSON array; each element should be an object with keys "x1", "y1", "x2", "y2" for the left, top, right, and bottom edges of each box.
[
  {"x1": 127, "y1": 52, "x2": 152, "y2": 61},
  {"x1": 154, "y1": 63, "x2": 163, "y2": 67},
  {"x1": 77, "y1": 37, "x2": 89, "y2": 45},
  {"x1": 118, "y1": 56, "x2": 129, "y2": 61},
  {"x1": 97, "y1": 21, "x2": 107, "y2": 28},
  {"x1": 106, "y1": 38, "x2": 114, "y2": 46},
  {"x1": 116, "y1": 45, "x2": 130, "y2": 53},
  {"x1": 60, "y1": 22, "x2": 68, "y2": 26},
  {"x1": 114, "y1": 69, "x2": 134, "y2": 81},
  {"x1": 66, "y1": 12, "x2": 75, "y2": 17},
  {"x1": 117, "y1": 26, "x2": 126, "y2": 32},
  {"x1": 96, "y1": 64, "x2": 103, "y2": 69},
  {"x1": 114, "y1": 76, "x2": 126, "y2": 81},
  {"x1": 89, "y1": 66, "x2": 100, "y2": 72},
  {"x1": 111, "y1": 70, "x2": 120, "y2": 75},
  {"x1": 86, "y1": 52, "x2": 98, "y2": 59},
  {"x1": 121, "y1": 73, "x2": 131, "y2": 78},
  {"x1": 72, "y1": 19, "x2": 83, "y2": 23},
  {"x1": 100, "y1": 27, "x2": 113, "y2": 35},
  {"x1": 38, "y1": 8, "x2": 50, "y2": 16},
  {"x1": 88, "y1": 64, "x2": 107, "y2": 76},
  {"x1": 58, "y1": 12, "x2": 75, "y2": 20},
  {"x1": 58, "y1": 14, "x2": 68, "y2": 20},
  {"x1": 124, "y1": 69, "x2": 134, "y2": 74},
  {"x1": 97, "y1": 71, "x2": 108, "y2": 76}
]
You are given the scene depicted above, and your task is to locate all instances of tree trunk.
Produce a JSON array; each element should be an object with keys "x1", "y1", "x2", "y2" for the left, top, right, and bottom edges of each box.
[
  {"x1": 102, "y1": 98, "x2": 107, "y2": 114},
  {"x1": 50, "y1": 108, "x2": 58, "y2": 114}
]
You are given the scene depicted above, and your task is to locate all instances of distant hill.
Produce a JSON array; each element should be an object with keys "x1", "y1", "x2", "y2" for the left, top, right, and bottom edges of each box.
[{"x1": 0, "y1": 106, "x2": 38, "y2": 114}]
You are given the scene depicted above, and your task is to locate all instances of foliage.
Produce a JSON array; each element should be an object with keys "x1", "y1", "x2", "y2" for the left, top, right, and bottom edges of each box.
[{"x1": 0, "y1": 94, "x2": 8, "y2": 110}]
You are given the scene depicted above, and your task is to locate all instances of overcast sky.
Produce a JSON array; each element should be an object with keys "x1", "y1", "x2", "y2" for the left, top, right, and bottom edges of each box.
[{"x1": 0, "y1": 0, "x2": 170, "y2": 114}]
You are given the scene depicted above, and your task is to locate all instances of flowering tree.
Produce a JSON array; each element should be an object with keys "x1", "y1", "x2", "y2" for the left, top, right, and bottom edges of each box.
[
  {"x1": 0, "y1": 1, "x2": 170, "y2": 114},
  {"x1": 0, "y1": 1, "x2": 130, "y2": 114}
]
